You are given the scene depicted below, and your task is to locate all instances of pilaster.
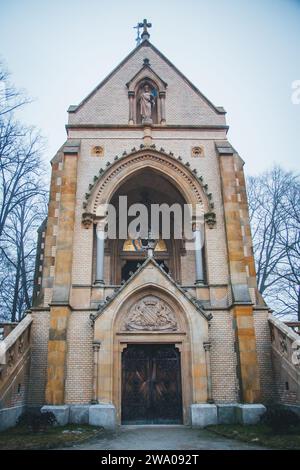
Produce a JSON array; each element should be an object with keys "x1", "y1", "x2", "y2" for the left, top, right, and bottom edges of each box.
[
  {"x1": 45, "y1": 140, "x2": 80, "y2": 405},
  {"x1": 217, "y1": 141, "x2": 261, "y2": 403}
]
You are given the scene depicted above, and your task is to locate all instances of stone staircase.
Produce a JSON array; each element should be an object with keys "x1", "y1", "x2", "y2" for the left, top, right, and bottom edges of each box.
[
  {"x1": 269, "y1": 315, "x2": 300, "y2": 407},
  {"x1": 0, "y1": 314, "x2": 32, "y2": 430}
]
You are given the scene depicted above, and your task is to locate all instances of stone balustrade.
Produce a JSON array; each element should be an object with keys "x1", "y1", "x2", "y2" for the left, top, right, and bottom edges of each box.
[
  {"x1": 269, "y1": 314, "x2": 300, "y2": 404},
  {"x1": 0, "y1": 323, "x2": 18, "y2": 341},
  {"x1": 0, "y1": 314, "x2": 32, "y2": 411},
  {"x1": 285, "y1": 322, "x2": 300, "y2": 336}
]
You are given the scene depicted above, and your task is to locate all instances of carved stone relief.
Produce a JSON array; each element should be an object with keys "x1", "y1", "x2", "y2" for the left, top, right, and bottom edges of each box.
[
  {"x1": 123, "y1": 295, "x2": 178, "y2": 331},
  {"x1": 191, "y1": 146, "x2": 204, "y2": 158},
  {"x1": 91, "y1": 145, "x2": 104, "y2": 157}
]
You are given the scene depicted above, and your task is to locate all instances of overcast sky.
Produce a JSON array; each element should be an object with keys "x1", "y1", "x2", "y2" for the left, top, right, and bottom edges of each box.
[{"x1": 0, "y1": 0, "x2": 299, "y2": 176}]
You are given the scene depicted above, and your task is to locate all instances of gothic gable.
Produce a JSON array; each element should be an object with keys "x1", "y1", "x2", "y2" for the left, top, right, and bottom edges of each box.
[
  {"x1": 68, "y1": 40, "x2": 226, "y2": 127},
  {"x1": 91, "y1": 257, "x2": 211, "y2": 325}
]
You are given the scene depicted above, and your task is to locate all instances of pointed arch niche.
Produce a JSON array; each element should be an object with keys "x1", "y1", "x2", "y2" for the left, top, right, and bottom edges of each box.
[{"x1": 126, "y1": 60, "x2": 167, "y2": 125}]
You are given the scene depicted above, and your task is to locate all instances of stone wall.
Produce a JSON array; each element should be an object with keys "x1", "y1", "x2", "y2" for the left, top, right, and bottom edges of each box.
[
  {"x1": 65, "y1": 312, "x2": 93, "y2": 404},
  {"x1": 208, "y1": 310, "x2": 239, "y2": 403},
  {"x1": 269, "y1": 315, "x2": 300, "y2": 405},
  {"x1": 253, "y1": 310, "x2": 276, "y2": 403},
  {"x1": 27, "y1": 312, "x2": 50, "y2": 406},
  {"x1": 1, "y1": 359, "x2": 30, "y2": 409}
]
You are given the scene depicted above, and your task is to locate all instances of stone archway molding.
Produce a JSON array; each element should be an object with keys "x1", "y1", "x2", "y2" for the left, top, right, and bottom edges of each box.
[{"x1": 82, "y1": 146, "x2": 216, "y2": 228}]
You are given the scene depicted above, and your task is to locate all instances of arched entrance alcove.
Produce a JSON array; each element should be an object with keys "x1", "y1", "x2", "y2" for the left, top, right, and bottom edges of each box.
[
  {"x1": 88, "y1": 151, "x2": 214, "y2": 424},
  {"x1": 108, "y1": 167, "x2": 186, "y2": 284},
  {"x1": 85, "y1": 149, "x2": 212, "y2": 286},
  {"x1": 93, "y1": 267, "x2": 211, "y2": 425}
]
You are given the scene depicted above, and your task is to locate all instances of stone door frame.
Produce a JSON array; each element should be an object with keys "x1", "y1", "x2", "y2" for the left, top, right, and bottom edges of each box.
[
  {"x1": 93, "y1": 281, "x2": 211, "y2": 425},
  {"x1": 113, "y1": 332, "x2": 191, "y2": 425}
]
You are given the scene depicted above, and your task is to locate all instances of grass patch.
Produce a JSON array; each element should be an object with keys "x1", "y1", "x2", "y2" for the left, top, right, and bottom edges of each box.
[
  {"x1": 0, "y1": 424, "x2": 103, "y2": 450},
  {"x1": 207, "y1": 424, "x2": 300, "y2": 450}
]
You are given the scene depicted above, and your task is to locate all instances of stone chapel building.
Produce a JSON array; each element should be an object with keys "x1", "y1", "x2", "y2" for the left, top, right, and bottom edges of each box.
[
  {"x1": 29, "y1": 24, "x2": 275, "y2": 426},
  {"x1": 7, "y1": 22, "x2": 299, "y2": 430}
]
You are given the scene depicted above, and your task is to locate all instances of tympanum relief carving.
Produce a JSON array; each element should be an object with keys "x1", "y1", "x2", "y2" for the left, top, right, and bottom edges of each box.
[{"x1": 123, "y1": 296, "x2": 178, "y2": 331}]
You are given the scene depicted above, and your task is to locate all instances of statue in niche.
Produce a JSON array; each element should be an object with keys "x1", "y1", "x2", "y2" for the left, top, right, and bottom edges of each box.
[{"x1": 139, "y1": 84, "x2": 156, "y2": 124}]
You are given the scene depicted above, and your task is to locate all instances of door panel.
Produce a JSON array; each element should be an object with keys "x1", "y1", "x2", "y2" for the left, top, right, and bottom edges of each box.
[
  {"x1": 121, "y1": 344, "x2": 183, "y2": 424},
  {"x1": 121, "y1": 347, "x2": 150, "y2": 422}
]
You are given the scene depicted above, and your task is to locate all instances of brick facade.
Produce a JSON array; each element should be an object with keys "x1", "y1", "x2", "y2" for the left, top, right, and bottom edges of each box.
[
  {"x1": 28, "y1": 312, "x2": 50, "y2": 406},
  {"x1": 208, "y1": 310, "x2": 239, "y2": 403},
  {"x1": 65, "y1": 312, "x2": 93, "y2": 404}
]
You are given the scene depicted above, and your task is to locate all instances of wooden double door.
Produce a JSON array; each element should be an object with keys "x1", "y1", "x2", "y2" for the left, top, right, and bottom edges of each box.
[{"x1": 121, "y1": 344, "x2": 183, "y2": 424}]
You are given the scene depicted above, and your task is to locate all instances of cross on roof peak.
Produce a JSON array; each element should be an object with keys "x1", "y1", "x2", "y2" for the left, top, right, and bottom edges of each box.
[{"x1": 133, "y1": 19, "x2": 152, "y2": 46}]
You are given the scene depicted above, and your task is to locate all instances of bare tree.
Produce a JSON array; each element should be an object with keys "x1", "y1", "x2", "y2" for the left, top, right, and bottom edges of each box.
[
  {"x1": 278, "y1": 181, "x2": 300, "y2": 319},
  {"x1": 0, "y1": 61, "x2": 47, "y2": 322},
  {"x1": 0, "y1": 122, "x2": 45, "y2": 239},
  {"x1": 247, "y1": 166, "x2": 300, "y2": 320},
  {"x1": 0, "y1": 195, "x2": 46, "y2": 322},
  {"x1": 0, "y1": 61, "x2": 30, "y2": 118}
]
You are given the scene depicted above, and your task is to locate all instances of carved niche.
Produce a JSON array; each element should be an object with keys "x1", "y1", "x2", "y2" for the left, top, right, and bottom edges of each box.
[
  {"x1": 91, "y1": 145, "x2": 104, "y2": 157},
  {"x1": 191, "y1": 146, "x2": 204, "y2": 158},
  {"x1": 123, "y1": 296, "x2": 178, "y2": 332}
]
